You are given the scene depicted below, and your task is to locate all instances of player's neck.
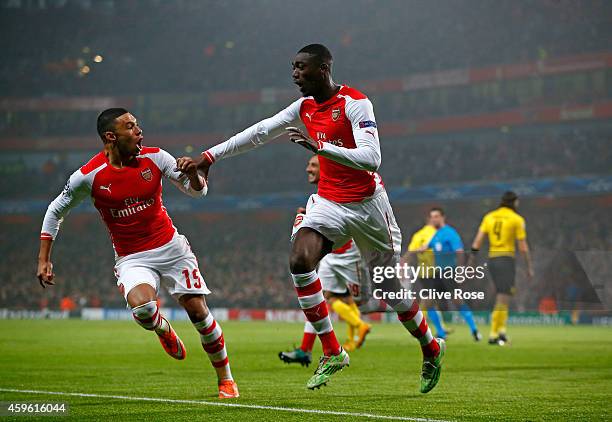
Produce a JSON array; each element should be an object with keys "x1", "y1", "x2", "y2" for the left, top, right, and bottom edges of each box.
[
  {"x1": 105, "y1": 147, "x2": 135, "y2": 169},
  {"x1": 313, "y1": 81, "x2": 341, "y2": 104}
]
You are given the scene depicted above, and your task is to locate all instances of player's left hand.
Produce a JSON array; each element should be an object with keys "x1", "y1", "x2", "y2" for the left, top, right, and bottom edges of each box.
[
  {"x1": 527, "y1": 267, "x2": 535, "y2": 282},
  {"x1": 286, "y1": 127, "x2": 318, "y2": 153},
  {"x1": 37, "y1": 260, "x2": 55, "y2": 288},
  {"x1": 176, "y1": 157, "x2": 199, "y2": 177}
]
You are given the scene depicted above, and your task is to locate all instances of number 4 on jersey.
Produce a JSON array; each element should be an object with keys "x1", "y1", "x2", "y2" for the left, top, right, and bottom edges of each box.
[{"x1": 493, "y1": 220, "x2": 503, "y2": 240}]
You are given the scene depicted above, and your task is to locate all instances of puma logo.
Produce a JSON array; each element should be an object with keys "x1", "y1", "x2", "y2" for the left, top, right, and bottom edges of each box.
[
  {"x1": 99, "y1": 184, "x2": 112, "y2": 194},
  {"x1": 365, "y1": 130, "x2": 376, "y2": 138},
  {"x1": 305, "y1": 112, "x2": 313, "y2": 122}
]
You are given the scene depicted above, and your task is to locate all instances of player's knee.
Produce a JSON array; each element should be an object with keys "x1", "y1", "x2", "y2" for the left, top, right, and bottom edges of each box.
[
  {"x1": 179, "y1": 294, "x2": 210, "y2": 323},
  {"x1": 289, "y1": 250, "x2": 316, "y2": 274},
  {"x1": 185, "y1": 304, "x2": 209, "y2": 323},
  {"x1": 131, "y1": 300, "x2": 159, "y2": 330}
]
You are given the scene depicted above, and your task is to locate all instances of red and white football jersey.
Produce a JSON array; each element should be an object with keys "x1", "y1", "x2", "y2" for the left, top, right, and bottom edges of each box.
[
  {"x1": 203, "y1": 85, "x2": 384, "y2": 203},
  {"x1": 41, "y1": 147, "x2": 206, "y2": 257}
]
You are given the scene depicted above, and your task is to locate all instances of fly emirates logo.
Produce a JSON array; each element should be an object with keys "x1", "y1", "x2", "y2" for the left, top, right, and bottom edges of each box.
[
  {"x1": 317, "y1": 132, "x2": 343, "y2": 147},
  {"x1": 110, "y1": 197, "x2": 155, "y2": 218}
]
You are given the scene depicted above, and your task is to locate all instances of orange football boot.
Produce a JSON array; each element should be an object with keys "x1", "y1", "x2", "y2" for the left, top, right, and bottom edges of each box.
[
  {"x1": 157, "y1": 324, "x2": 186, "y2": 360},
  {"x1": 342, "y1": 340, "x2": 357, "y2": 352},
  {"x1": 356, "y1": 323, "x2": 372, "y2": 348},
  {"x1": 218, "y1": 380, "x2": 240, "y2": 399}
]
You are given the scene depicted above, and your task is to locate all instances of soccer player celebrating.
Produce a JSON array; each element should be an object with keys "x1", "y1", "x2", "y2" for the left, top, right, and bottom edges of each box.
[
  {"x1": 418, "y1": 208, "x2": 481, "y2": 341},
  {"x1": 280, "y1": 156, "x2": 371, "y2": 367},
  {"x1": 37, "y1": 108, "x2": 239, "y2": 399},
  {"x1": 471, "y1": 191, "x2": 534, "y2": 345},
  {"x1": 190, "y1": 44, "x2": 444, "y2": 392}
]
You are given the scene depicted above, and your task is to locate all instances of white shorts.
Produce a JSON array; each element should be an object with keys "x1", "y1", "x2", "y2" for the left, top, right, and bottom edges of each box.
[
  {"x1": 114, "y1": 232, "x2": 211, "y2": 300},
  {"x1": 294, "y1": 190, "x2": 402, "y2": 258},
  {"x1": 318, "y1": 253, "x2": 368, "y2": 301}
]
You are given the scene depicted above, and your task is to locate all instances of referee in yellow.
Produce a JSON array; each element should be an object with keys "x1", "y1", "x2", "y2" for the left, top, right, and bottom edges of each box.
[{"x1": 471, "y1": 191, "x2": 534, "y2": 345}]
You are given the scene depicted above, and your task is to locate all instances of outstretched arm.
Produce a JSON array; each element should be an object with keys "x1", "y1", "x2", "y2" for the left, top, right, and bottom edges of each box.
[
  {"x1": 38, "y1": 171, "x2": 90, "y2": 288},
  {"x1": 198, "y1": 98, "x2": 303, "y2": 171}
]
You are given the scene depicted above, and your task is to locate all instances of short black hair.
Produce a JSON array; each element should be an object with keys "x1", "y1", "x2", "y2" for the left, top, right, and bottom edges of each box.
[
  {"x1": 97, "y1": 108, "x2": 129, "y2": 138},
  {"x1": 297, "y1": 44, "x2": 333, "y2": 64},
  {"x1": 500, "y1": 191, "x2": 518, "y2": 208},
  {"x1": 429, "y1": 207, "x2": 445, "y2": 216}
]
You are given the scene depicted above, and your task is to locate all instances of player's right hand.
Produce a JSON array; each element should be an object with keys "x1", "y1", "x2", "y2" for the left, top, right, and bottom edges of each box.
[
  {"x1": 176, "y1": 156, "x2": 199, "y2": 176},
  {"x1": 286, "y1": 127, "x2": 319, "y2": 153},
  {"x1": 37, "y1": 260, "x2": 55, "y2": 288},
  {"x1": 195, "y1": 154, "x2": 212, "y2": 180},
  {"x1": 296, "y1": 207, "x2": 306, "y2": 214},
  {"x1": 176, "y1": 155, "x2": 210, "y2": 181}
]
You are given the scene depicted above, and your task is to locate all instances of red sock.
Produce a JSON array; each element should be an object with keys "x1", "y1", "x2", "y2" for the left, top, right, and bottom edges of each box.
[
  {"x1": 397, "y1": 301, "x2": 440, "y2": 358},
  {"x1": 318, "y1": 331, "x2": 341, "y2": 355},
  {"x1": 302, "y1": 300, "x2": 341, "y2": 356},
  {"x1": 293, "y1": 271, "x2": 341, "y2": 356},
  {"x1": 300, "y1": 332, "x2": 316, "y2": 352}
]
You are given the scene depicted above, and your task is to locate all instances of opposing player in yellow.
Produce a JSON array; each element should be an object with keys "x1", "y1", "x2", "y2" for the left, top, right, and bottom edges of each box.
[{"x1": 471, "y1": 191, "x2": 534, "y2": 345}]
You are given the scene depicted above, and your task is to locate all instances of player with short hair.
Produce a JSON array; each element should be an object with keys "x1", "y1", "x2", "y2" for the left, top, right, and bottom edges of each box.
[
  {"x1": 37, "y1": 108, "x2": 239, "y2": 399},
  {"x1": 471, "y1": 191, "x2": 534, "y2": 345},
  {"x1": 279, "y1": 156, "x2": 372, "y2": 367},
  {"x1": 190, "y1": 44, "x2": 444, "y2": 392},
  {"x1": 418, "y1": 207, "x2": 481, "y2": 341}
]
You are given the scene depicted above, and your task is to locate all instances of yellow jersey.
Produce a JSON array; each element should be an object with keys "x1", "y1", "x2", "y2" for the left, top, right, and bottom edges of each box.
[
  {"x1": 478, "y1": 207, "x2": 526, "y2": 258},
  {"x1": 407, "y1": 224, "x2": 436, "y2": 277}
]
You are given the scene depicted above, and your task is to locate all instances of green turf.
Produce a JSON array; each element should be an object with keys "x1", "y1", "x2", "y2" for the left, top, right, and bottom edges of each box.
[{"x1": 0, "y1": 320, "x2": 610, "y2": 421}]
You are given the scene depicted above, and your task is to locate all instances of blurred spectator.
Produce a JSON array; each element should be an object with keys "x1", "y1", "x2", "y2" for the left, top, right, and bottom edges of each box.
[
  {"x1": 1, "y1": 126, "x2": 609, "y2": 199},
  {"x1": 1, "y1": 194, "x2": 610, "y2": 310},
  {"x1": 60, "y1": 296, "x2": 77, "y2": 312},
  {"x1": 1, "y1": 0, "x2": 610, "y2": 97}
]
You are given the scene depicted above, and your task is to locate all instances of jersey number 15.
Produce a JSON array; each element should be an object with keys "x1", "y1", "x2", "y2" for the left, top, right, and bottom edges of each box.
[{"x1": 182, "y1": 268, "x2": 202, "y2": 289}]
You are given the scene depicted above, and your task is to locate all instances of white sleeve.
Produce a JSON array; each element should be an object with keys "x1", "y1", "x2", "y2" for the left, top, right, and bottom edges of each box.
[
  {"x1": 203, "y1": 98, "x2": 303, "y2": 163},
  {"x1": 317, "y1": 97, "x2": 381, "y2": 172},
  {"x1": 40, "y1": 170, "x2": 91, "y2": 240},
  {"x1": 152, "y1": 149, "x2": 207, "y2": 197}
]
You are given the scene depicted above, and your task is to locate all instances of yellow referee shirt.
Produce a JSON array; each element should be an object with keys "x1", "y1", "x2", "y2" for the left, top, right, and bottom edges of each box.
[
  {"x1": 407, "y1": 224, "x2": 436, "y2": 278},
  {"x1": 478, "y1": 206, "x2": 526, "y2": 258}
]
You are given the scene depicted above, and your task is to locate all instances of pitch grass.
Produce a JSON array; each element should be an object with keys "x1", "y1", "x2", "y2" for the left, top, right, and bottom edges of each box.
[{"x1": 0, "y1": 320, "x2": 610, "y2": 421}]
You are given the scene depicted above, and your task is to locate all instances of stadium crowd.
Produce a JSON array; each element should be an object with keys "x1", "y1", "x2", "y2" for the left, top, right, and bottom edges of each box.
[
  {"x1": 2, "y1": 126, "x2": 610, "y2": 199},
  {"x1": 2, "y1": 195, "x2": 610, "y2": 311},
  {"x1": 1, "y1": 0, "x2": 611, "y2": 97},
  {"x1": 2, "y1": 66, "x2": 609, "y2": 139},
  {"x1": 1, "y1": 0, "x2": 610, "y2": 316}
]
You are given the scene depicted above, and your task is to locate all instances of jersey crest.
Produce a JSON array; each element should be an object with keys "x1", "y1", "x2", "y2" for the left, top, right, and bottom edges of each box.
[
  {"x1": 141, "y1": 167, "x2": 153, "y2": 182},
  {"x1": 331, "y1": 107, "x2": 341, "y2": 121}
]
